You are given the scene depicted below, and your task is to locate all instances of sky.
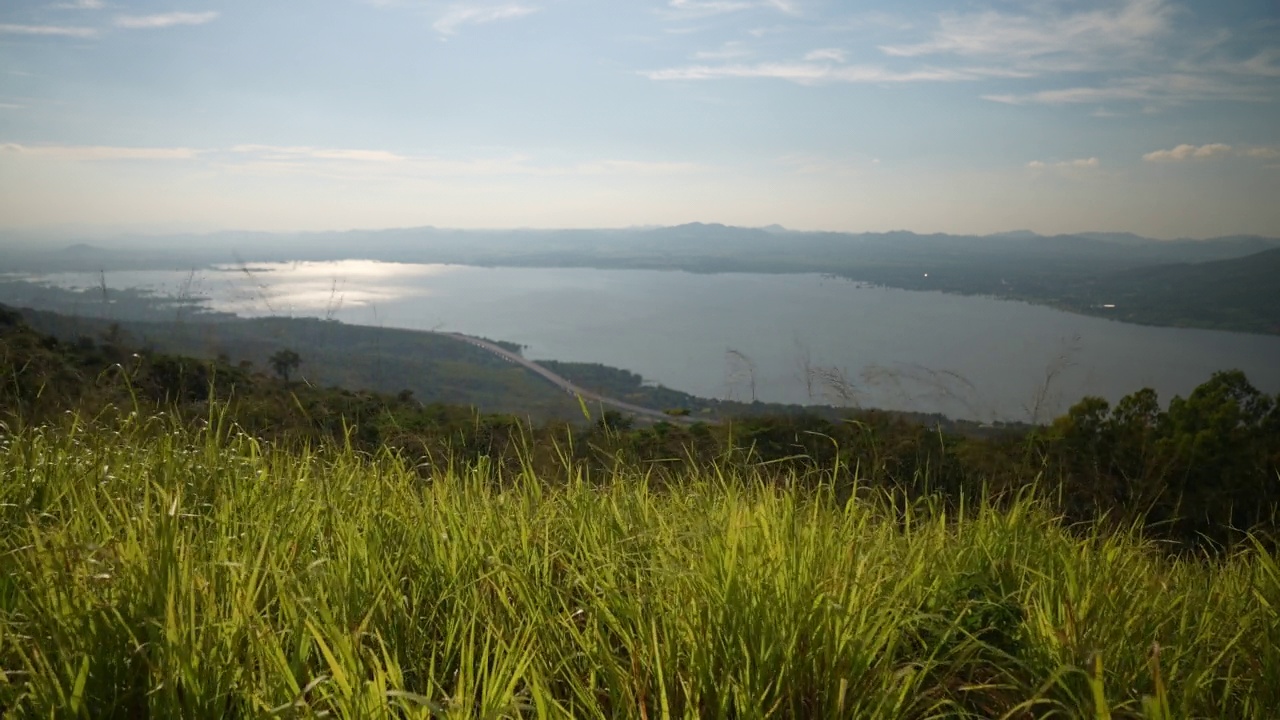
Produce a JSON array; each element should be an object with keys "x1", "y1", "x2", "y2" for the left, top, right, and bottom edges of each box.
[{"x1": 1, "y1": 0, "x2": 1278, "y2": 239}]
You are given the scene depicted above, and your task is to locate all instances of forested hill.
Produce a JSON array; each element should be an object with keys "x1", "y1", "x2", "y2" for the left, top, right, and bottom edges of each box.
[{"x1": 1079, "y1": 247, "x2": 1280, "y2": 334}]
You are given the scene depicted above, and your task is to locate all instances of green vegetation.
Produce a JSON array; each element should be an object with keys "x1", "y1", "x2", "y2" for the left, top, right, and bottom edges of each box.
[
  {"x1": 9, "y1": 304, "x2": 586, "y2": 420},
  {"x1": 5, "y1": 296, "x2": 991, "y2": 427},
  {"x1": 1063, "y1": 248, "x2": 1280, "y2": 334},
  {"x1": 3, "y1": 303, "x2": 1278, "y2": 550},
  {"x1": 2, "y1": 412, "x2": 1279, "y2": 718},
  {"x1": 539, "y1": 360, "x2": 982, "y2": 431},
  {"x1": 3, "y1": 304, "x2": 1280, "y2": 716},
  {"x1": 269, "y1": 348, "x2": 303, "y2": 382}
]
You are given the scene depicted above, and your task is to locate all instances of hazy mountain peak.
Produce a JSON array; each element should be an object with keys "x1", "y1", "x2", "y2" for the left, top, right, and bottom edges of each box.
[{"x1": 62, "y1": 243, "x2": 106, "y2": 253}]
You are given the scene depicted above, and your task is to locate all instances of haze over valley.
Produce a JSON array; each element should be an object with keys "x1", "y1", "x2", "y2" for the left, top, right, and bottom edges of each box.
[
  {"x1": 5, "y1": 0, "x2": 1278, "y2": 410},
  {"x1": 4, "y1": 1, "x2": 1280, "y2": 715},
  {"x1": 7, "y1": 250, "x2": 1280, "y2": 422}
]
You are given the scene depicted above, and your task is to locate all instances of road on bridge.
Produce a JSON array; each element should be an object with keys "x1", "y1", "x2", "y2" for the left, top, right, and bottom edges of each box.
[{"x1": 441, "y1": 332, "x2": 696, "y2": 425}]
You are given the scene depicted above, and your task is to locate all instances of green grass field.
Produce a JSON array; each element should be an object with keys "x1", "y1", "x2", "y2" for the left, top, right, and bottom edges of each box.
[{"x1": 1, "y1": 411, "x2": 1277, "y2": 718}]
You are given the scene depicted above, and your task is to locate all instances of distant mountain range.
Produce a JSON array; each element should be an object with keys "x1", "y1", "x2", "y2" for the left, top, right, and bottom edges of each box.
[
  {"x1": 3, "y1": 223, "x2": 1278, "y2": 335},
  {"x1": 3, "y1": 223, "x2": 1278, "y2": 271}
]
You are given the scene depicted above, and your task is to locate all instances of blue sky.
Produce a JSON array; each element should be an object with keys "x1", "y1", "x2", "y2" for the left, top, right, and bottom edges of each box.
[{"x1": 1, "y1": 0, "x2": 1277, "y2": 238}]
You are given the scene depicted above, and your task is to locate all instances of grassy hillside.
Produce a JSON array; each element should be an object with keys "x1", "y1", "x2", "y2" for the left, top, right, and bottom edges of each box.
[
  {"x1": 8, "y1": 299, "x2": 994, "y2": 428},
  {"x1": 3, "y1": 302, "x2": 1278, "y2": 551},
  {"x1": 1, "y1": 413, "x2": 1277, "y2": 718},
  {"x1": 3, "y1": 296, "x2": 1280, "y2": 716},
  {"x1": 11, "y1": 306, "x2": 587, "y2": 420}
]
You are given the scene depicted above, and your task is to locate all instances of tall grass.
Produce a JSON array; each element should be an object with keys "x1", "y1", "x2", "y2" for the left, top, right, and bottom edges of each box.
[{"x1": 0, "y1": 411, "x2": 1276, "y2": 718}]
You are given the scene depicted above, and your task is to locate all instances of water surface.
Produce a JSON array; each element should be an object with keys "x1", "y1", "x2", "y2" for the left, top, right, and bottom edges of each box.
[{"x1": 26, "y1": 261, "x2": 1280, "y2": 422}]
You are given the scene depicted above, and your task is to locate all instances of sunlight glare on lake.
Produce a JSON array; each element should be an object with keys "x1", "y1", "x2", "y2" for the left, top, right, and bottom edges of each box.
[{"x1": 210, "y1": 260, "x2": 461, "y2": 313}]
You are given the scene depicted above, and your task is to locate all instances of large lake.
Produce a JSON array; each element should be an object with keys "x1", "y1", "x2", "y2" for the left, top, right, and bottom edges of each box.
[{"x1": 25, "y1": 261, "x2": 1280, "y2": 422}]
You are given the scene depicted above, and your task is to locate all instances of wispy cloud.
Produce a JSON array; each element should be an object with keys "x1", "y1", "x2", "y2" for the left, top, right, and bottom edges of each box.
[
  {"x1": 1244, "y1": 146, "x2": 1280, "y2": 160},
  {"x1": 878, "y1": 0, "x2": 1174, "y2": 68},
  {"x1": 644, "y1": 60, "x2": 1027, "y2": 84},
  {"x1": 666, "y1": 1, "x2": 755, "y2": 19},
  {"x1": 432, "y1": 4, "x2": 538, "y2": 36},
  {"x1": 0, "y1": 143, "x2": 201, "y2": 160},
  {"x1": 1027, "y1": 157, "x2": 1100, "y2": 170},
  {"x1": 231, "y1": 145, "x2": 408, "y2": 163},
  {"x1": 760, "y1": 0, "x2": 797, "y2": 12},
  {"x1": 1141, "y1": 143, "x2": 1280, "y2": 162},
  {"x1": 1, "y1": 141, "x2": 707, "y2": 179},
  {"x1": 662, "y1": 0, "x2": 797, "y2": 21},
  {"x1": 645, "y1": 0, "x2": 1268, "y2": 106},
  {"x1": 114, "y1": 12, "x2": 219, "y2": 29},
  {"x1": 227, "y1": 145, "x2": 705, "y2": 178},
  {"x1": 1143, "y1": 143, "x2": 1233, "y2": 161},
  {"x1": 778, "y1": 153, "x2": 877, "y2": 176},
  {"x1": 983, "y1": 71, "x2": 1273, "y2": 106},
  {"x1": 0, "y1": 23, "x2": 98, "y2": 37},
  {"x1": 803, "y1": 48, "x2": 846, "y2": 63},
  {"x1": 692, "y1": 41, "x2": 750, "y2": 60},
  {"x1": 49, "y1": 0, "x2": 105, "y2": 9},
  {"x1": 869, "y1": 0, "x2": 1277, "y2": 108}
]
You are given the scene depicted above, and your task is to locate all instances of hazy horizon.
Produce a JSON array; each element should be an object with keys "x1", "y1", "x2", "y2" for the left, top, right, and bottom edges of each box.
[
  {"x1": 5, "y1": 221, "x2": 1280, "y2": 246},
  {"x1": 3, "y1": 0, "x2": 1279, "y2": 241}
]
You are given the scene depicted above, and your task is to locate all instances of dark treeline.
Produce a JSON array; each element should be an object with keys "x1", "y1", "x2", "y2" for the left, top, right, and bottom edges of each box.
[{"x1": 3, "y1": 305, "x2": 1277, "y2": 552}]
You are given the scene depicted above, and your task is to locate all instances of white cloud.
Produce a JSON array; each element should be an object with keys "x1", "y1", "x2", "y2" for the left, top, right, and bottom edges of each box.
[
  {"x1": 0, "y1": 23, "x2": 98, "y2": 37},
  {"x1": 114, "y1": 12, "x2": 219, "y2": 29},
  {"x1": 432, "y1": 4, "x2": 538, "y2": 36},
  {"x1": 644, "y1": 61, "x2": 1025, "y2": 84},
  {"x1": 803, "y1": 48, "x2": 846, "y2": 63},
  {"x1": 49, "y1": 0, "x2": 105, "y2": 8},
  {"x1": 0, "y1": 143, "x2": 201, "y2": 160},
  {"x1": 1027, "y1": 157, "x2": 1100, "y2": 170},
  {"x1": 224, "y1": 144, "x2": 704, "y2": 178},
  {"x1": 1142, "y1": 143, "x2": 1233, "y2": 161},
  {"x1": 231, "y1": 145, "x2": 408, "y2": 163},
  {"x1": 1140, "y1": 143, "x2": 1280, "y2": 162}
]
